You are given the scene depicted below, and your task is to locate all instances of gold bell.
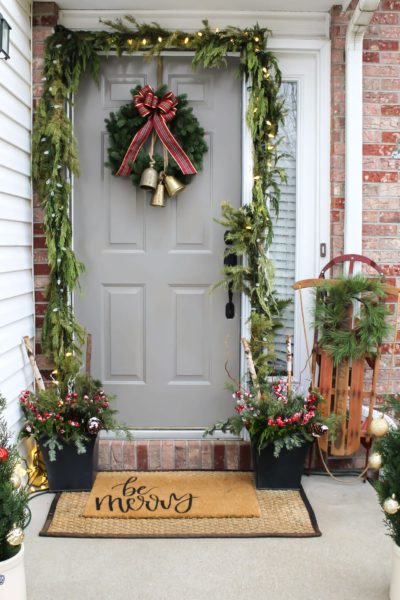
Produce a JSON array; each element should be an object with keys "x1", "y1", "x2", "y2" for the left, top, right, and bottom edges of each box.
[
  {"x1": 150, "y1": 181, "x2": 167, "y2": 207},
  {"x1": 139, "y1": 160, "x2": 158, "y2": 191},
  {"x1": 164, "y1": 175, "x2": 185, "y2": 197}
]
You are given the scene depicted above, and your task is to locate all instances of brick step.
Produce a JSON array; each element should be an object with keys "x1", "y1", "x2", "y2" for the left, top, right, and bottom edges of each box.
[
  {"x1": 98, "y1": 439, "x2": 253, "y2": 471},
  {"x1": 98, "y1": 439, "x2": 368, "y2": 472}
]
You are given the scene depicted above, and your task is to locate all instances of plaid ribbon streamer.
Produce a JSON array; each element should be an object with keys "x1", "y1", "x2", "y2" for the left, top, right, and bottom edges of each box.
[{"x1": 116, "y1": 85, "x2": 197, "y2": 177}]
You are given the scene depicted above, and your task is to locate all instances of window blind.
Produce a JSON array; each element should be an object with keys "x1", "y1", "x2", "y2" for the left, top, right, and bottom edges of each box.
[{"x1": 269, "y1": 82, "x2": 297, "y2": 373}]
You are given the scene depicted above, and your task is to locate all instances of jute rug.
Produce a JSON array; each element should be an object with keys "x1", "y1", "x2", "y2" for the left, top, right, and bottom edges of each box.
[
  {"x1": 39, "y1": 472, "x2": 321, "y2": 539},
  {"x1": 83, "y1": 471, "x2": 261, "y2": 519}
]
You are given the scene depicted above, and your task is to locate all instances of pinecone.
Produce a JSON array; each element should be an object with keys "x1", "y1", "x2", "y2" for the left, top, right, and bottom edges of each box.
[{"x1": 307, "y1": 422, "x2": 329, "y2": 438}]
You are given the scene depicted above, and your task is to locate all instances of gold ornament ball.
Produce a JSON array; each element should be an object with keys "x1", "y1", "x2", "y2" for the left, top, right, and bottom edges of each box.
[
  {"x1": 10, "y1": 472, "x2": 21, "y2": 489},
  {"x1": 368, "y1": 452, "x2": 383, "y2": 470},
  {"x1": 369, "y1": 416, "x2": 389, "y2": 437},
  {"x1": 6, "y1": 525, "x2": 24, "y2": 547},
  {"x1": 383, "y1": 495, "x2": 400, "y2": 515}
]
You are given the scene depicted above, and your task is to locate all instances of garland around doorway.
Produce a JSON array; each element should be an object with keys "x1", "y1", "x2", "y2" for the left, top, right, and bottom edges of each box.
[{"x1": 32, "y1": 17, "x2": 287, "y2": 376}]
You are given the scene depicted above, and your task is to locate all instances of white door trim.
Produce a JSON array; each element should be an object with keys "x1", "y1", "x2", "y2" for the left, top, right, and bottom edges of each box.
[
  {"x1": 273, "y1": 41, "x2": 330, "y2": 385},
  {"x1": 58, "y1": 10, "x2": 330, "y2": 40},
  {"x1": 344, "y1": 1, "x2": 380, "y2": 257},
  {"x1": 240, "y1": 40, "x2": 331, "y2": 387},
  {"x1": 101, "y1": 429, "x2": 241, "y2": 440},
  {"x1": 240, "y1": 78, "x2": 253, "y2": 378}
]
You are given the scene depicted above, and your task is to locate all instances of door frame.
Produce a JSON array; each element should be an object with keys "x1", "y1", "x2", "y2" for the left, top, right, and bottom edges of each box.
[{"x1": 68, "y1": 16, "x2": 331, "y2": 432}]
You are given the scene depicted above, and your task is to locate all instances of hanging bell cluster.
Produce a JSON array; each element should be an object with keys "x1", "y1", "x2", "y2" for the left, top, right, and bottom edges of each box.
[
  {"x1": 139, "y1": 159, "x2": 158, "y2": 191},
  {"x1": 164, "y1": 174, "x2": 185, "y2": 197},
  {"x1": 151, "y1": 173, "x2": 167, "y2": 207},
  {"x1": 140, "y1": 165, "x2": 185, "y2": 208}
]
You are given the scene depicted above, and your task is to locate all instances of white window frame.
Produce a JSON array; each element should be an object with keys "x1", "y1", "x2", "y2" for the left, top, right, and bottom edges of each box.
[
  {"x1": 274, "y1": 40, "x2": 331, "y2": 385},
  {"x1": 242, "y1": 40, "x2": 331, "y2": 385}
]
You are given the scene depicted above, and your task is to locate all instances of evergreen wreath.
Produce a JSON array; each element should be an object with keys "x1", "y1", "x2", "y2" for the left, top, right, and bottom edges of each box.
[
  {"x1": 105, "y1": 84, "x2": 208, "y2": 187},
  {"x1": 313, "y1": 275, "x2": 391, "y2": 365}
]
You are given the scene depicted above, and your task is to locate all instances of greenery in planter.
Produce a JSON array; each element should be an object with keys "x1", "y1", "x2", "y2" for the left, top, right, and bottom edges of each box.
[
  {"x1": 373, "y1": 395, "x2": 400, "y2": 546},
  {"x1": 32, "y1": 17, "x2": 287, "y2": 378},
  {"x1": 313, "y1": 275, "x2": 390, "y2": 365},
  {"x1": 206, "y1": 380, "x2": 337, "y2": 457},
  {"x1": 19, "y1": 357, "x2": 130, "y2": 461},
  {"x1": 0, "y1": 395, "x2": 29, "y2": 561}
]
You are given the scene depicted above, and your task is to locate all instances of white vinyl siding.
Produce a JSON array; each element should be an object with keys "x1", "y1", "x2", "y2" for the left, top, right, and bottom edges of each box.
[
  {"x1": 0, "y1": 0, "x2": 33, "y2": 436},
  {"x1": 269, "y1": 82, "x2": 297, "y2": 373}
]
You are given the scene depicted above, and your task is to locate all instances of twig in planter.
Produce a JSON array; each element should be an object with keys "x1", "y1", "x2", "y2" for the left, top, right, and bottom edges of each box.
[
  {"x1": 286, "y1": 335, "x2": 293, "y2": 393},
  {"x1": 86, "y1": 333, "x2": 92, "y2": 377},
  {"x1": 224, "y1": 360, "x2": 241, "y2": 389},
  {"x1": 23, "y1": 336, "x2": 45, "y2": 391},
  {"x1": 241, "y1": 337, "x2": 261, "y2": 401}
]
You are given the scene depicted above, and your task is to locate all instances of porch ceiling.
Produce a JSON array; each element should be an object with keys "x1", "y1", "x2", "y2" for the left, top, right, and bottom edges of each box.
[{"x1": 38, "y1": 0, "x2": 351, "y2": 12}]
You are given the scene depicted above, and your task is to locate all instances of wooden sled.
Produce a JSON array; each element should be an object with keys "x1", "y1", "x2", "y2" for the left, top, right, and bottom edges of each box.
[{"x1": 294, "y1": 254, "x2": 400, "y2": 469}]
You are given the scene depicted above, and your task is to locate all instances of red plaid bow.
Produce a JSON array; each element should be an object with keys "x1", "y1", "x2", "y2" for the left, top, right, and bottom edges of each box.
[{"x1": 116, "y1": 85, "x2": 197, "y2": 177}]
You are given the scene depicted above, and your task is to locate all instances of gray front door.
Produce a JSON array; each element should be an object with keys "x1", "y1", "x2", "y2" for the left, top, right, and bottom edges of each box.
[{"x1": 74, "y1": 56, "x2": 241, "y2": 427}]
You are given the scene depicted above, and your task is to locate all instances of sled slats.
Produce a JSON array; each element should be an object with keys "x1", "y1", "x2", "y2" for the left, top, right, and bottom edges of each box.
[
  {"x1": 317, "y1": 351, "x2": 334, "y2": 452},
  {"x1": 346, "y1": 359, "x2": 365, "y2": 455},
  {"x1": 331, "y1": 359, "x2": 349, "y2": 456},
  {"x1": 367, "y1": 354, "x2": 381, "y2": 434}
]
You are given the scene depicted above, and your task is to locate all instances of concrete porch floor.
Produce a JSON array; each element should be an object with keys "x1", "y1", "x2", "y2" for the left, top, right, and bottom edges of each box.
[{"x1": 25, "y1": 475, "x2": 392, "y2": 600}]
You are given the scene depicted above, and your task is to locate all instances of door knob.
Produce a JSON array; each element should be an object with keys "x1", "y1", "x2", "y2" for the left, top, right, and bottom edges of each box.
[{"x1": 224, "y1": 230, "x2": 237, "y2": 319}]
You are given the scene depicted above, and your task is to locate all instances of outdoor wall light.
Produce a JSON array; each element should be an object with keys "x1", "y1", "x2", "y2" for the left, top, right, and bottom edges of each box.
[{"x1": 0, "y1": 14, "x2": 11, "y2": 60}]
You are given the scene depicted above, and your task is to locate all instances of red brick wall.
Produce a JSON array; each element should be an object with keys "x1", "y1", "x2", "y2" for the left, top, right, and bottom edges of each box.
[
  {"x1": 330, "y1": 6, "x2": 347, "y2": 257},
  {"x1": 32, "y1": 2, "x2": 58, "y2": 377},
  {"x1": 330, "y1": 0, "x2": 400, "y2": 395}
]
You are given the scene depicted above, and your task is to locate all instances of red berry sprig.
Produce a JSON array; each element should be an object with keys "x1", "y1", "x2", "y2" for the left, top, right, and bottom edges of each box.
[{"x1": 0, "y1": 447, "x2": 9, "y2": 462}]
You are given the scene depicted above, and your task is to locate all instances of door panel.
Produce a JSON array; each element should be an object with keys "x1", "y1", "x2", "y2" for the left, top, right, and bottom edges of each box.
[
  {"x1": 74, "y1": 56, "x2": 241, "y2": 426},
  {"x1": 103, "y1": 284, "x2": 145, "y2": 381}
]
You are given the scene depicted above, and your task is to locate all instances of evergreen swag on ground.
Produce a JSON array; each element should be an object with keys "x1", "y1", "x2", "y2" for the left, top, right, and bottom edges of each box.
[{"x1": 33, "y1": 17, "x2": 287, "y2": 378}]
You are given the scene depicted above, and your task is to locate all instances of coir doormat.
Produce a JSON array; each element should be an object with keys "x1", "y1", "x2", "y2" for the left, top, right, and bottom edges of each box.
[
  {"x1": 39, "y1": 472, "x2": 321, "y2": 539},
  {"x1": 83, "y1": 471, "x2": 261, "y2": 519}
]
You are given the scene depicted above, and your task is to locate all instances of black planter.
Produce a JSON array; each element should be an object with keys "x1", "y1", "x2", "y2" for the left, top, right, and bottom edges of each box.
[
  {"x1": 252, "y1": 442, "x2": 310, "y2": 490},
  {"x1": 39, "y1": 436, "x2": 98, "y2": 492}
]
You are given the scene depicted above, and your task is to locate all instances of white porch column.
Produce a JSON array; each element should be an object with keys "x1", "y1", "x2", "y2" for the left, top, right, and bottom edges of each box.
[{"x1": 344, "y1": 0, "x2": 380, "y2": 256}]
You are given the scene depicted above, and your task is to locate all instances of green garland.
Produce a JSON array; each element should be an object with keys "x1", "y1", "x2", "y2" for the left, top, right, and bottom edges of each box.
[
  {"x1": 32, "y1": 18, "x2": 287, "y2": 376},
  {"x1": 313, "y1": 275, "x2": 391, "y2": 365},
  {"x1": 106, "y1": 84, "x2": 208, "y2": 187},
  {"x1": 215, "y1": 202, "x2": 290, "y2": 380}
]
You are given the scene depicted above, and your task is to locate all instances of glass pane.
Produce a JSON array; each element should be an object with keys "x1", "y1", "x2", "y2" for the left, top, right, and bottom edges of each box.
[{"x1": 269, "y1": 81, "x2": 297, "y2": 373}]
